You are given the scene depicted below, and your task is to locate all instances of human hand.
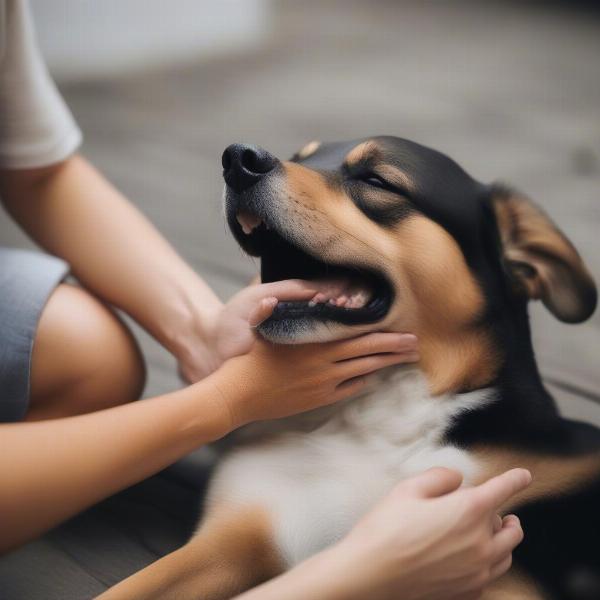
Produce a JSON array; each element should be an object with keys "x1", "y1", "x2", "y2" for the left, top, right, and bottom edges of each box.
[
  {"x1": 207, "y1": 331, "x2": 418, "y2": 428},
  {"x1": 323, "y1": 467, "x2": 532, "y2": 600},
  {"x1": 177, "y1": 279, "x2": 321, "y2": 382},
  {"x1": 178, "y1": 277, "x2": 415, "y2": 384}
]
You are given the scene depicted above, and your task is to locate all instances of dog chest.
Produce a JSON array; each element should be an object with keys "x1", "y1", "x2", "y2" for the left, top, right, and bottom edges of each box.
[{"x1": 207, "y1": 368, "x2": 491, "y2": 565}]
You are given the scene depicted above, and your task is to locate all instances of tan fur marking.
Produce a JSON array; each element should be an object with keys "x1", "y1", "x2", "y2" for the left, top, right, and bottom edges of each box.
[
  {"x1": 473, "y1": 446, "x2": 600, "y2": 511},
  {"x1": 419, "y1": 329, "x2": 498, "y2": 395},
  {"x1": 99, "y1": 507, "x2": 283, "y2": 600},
  {"x1": 345, "y1": 140, "x2": 380, "y2": 166},
  {"x1": 284, "y1": 161, "x2": 331, "y2": 199},
  {"x1": 493, "y1": 192, "x2": 596, "y2": 322},
  {"x1": 374, "y1": 163, "x2": 413, "y2": 191},
  {"x1": 484, "y1": 570, "x2": 545, "y2": 600},
  {"x1": 394, "y1": 215, "x2": 499, "y2": 394},
  {"x1": 494, "y1": 195, "x2": 578, "y2": 270},
  {"x1": 296, "y1": 140, "x2": 321, "y2": 160},
  {"x1": 281, "y1": 167, "x2": 500, "y2": 394},
  {"x1": 283, "y1": 161, "x2": 396, "y2": 263}
]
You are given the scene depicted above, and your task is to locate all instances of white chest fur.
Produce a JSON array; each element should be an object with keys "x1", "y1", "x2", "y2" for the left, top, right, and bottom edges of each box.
[{"x1": 207, "y1": 367, "x2": 493, "y2": 566}]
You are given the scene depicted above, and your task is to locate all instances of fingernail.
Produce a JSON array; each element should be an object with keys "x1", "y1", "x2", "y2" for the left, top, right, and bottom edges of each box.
[
  {"x1": 399, "y1": 334, "x2": 418, "y2": 344},
  {"x1": 516, "y1": 469, "x2": 532, "y2": 485}
]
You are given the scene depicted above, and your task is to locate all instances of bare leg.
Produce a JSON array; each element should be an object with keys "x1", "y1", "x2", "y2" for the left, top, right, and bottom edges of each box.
[
  {"x1": 98, "y1": 507, "x2": 284, "y2": 600},
  {"x1": 25, "y1": 283, "x2": 145, "y2": 421}
]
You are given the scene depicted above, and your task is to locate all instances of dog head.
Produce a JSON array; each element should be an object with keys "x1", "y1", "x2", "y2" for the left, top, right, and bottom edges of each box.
[{"x1": 223, "y1": 136, "x2": 596, "y2": 393}]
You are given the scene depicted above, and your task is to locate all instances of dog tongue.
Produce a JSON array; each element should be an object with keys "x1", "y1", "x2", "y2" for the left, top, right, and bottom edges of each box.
[
  {"x1": 236, "y1": 211, "x2": 263, "y2": 234},
  {"x1": 306, "y1": 277, "x2": 372, "y2": 309}
]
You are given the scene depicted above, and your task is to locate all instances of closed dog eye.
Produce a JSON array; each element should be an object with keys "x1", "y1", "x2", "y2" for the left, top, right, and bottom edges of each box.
[
  {"x1": 346, "y1": 178, "x2": 412, "y2": 225},
  {"x1": 359, "y1": 174, "x2": 387, "y2": 189}
]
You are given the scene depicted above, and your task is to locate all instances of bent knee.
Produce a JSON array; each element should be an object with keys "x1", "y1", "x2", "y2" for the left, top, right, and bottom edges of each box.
[{"x1": 29, "y1": 284, "x2": 145, "y2": 419}]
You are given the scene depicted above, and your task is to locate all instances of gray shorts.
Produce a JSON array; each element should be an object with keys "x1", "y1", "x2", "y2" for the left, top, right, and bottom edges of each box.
[{"x1": 0, "y1": 248, "x2": 68, "y2": 422}]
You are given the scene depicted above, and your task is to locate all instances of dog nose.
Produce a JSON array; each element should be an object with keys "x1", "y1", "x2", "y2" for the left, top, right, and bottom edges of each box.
[{"x1": 222, "y1": 143, "x2": 278, "y2": 193}]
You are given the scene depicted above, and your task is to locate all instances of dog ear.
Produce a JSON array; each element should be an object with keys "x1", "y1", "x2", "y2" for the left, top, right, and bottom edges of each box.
[{"x1": 490, "y1": 185, "x2": 597, "y2": 323}]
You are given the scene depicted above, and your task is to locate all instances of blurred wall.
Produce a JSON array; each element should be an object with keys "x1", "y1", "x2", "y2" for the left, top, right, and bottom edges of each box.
[{"x1": 30, "y1": 0, "x2": 270, "y2": 81}]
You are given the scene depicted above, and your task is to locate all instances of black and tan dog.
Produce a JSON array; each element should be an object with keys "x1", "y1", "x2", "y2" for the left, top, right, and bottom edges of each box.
[{"x1": 103, "y1": 137, "x2": 600, "y2": 600}]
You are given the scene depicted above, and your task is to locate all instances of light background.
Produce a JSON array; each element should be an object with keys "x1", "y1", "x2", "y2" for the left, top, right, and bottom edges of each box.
[{"x1": 0, "y1": 2, "x2": 599, "y2": 596}]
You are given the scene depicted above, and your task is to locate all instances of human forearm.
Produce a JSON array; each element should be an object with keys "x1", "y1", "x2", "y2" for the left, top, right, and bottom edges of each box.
[
  {"x1": 0, "y1": 327, "x2": 415, "y2": 555},
  {"x1": 234, "y1": 546, "x2": 353, "y2": 600},
  {"x1": 0, "y1": 376, "x2": 230, "y2": 554},
  {"x1": 0, "y1": 156, "x2": 222, "y2": 360}
]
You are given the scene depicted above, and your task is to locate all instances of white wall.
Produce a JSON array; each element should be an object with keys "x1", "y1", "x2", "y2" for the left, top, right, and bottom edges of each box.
[{"x1": 30, "y1": 0, "x2": 270, "y2": 81}]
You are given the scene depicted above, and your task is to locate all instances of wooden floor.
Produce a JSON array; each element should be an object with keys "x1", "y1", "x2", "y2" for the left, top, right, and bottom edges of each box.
[{"x1": 1, "y1": 1, "x2": 599, "y2": 597}]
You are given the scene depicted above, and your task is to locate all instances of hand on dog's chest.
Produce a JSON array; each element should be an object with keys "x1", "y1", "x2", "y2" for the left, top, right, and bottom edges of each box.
[{"x1": 208, "y1": 369, "x2": 489, "y2": 565}]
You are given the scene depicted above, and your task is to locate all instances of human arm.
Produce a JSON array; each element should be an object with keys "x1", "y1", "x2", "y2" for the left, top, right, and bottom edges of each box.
[
  {"x1": 0, "y1": 158, "x2": 390, "y2": 381},
  {"x1": 0, "y1": 331, "x2": 416, "y2": 553},
  {"x1": 236, "y1": 468, "x2": 531, "y2": 600},
  {"x1": 0, "y1": 0, "x2": 283, "y2": 380},
  {"x1": 0, "y1": 155, "x2": 226, "y2": 375}
]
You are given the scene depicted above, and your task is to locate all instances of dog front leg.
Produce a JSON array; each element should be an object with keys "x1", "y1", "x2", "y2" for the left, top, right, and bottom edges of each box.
[{"x1": 97, "y1": 506, "x2": 284, "y2": 600}]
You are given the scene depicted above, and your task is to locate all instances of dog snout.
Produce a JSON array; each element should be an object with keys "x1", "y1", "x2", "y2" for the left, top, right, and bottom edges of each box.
[{"x1": 222, "y1": 143, "x2": 279, "y2": 193}]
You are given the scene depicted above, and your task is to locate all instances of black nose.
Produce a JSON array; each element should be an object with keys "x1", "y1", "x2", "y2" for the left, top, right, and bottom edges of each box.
[{"x1": 222, "y1": 143, "x2": 278, "y2": 193}]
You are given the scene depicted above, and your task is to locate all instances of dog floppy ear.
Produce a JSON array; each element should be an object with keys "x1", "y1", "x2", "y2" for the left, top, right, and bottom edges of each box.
[{"x1": 490, "y1": 186, "x2": 597, "y2": 323}]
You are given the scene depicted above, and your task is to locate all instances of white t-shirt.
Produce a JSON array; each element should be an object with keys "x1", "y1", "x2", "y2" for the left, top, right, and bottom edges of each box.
[{"x1": 0, "y1": 0, "x2": 81, "y2": 169}]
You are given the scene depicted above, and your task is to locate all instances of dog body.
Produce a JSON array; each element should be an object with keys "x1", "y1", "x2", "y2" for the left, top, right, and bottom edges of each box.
[
  {"x1": 209, "y1": 368, "x2": 487, "y2": 566},
  {"x1": 102, "y1": 137, "x2": 600, "y2": 600}
]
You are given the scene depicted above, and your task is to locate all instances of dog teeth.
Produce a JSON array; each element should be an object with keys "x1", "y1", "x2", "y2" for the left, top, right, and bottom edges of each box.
[
  {"x1": 236, "y1": 211, "x2": 263, "y2": 235},
  {"x1": 306, "y1": 286, "x2": 371, "y2": 310},
  {"x1": 348, "y1": 290, "x2": 370, "y2": 309}
]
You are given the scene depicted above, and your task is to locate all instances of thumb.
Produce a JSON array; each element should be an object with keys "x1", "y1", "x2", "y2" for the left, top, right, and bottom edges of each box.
[
  {"x1": 403, "y1": 467, "x2": 464, "y2": 498},
  {"x1": 250, "y1": 279, "x2": 317, "y2": 302},
  {"x1": 249, "y1": 297, "x2": 278, "y2": 328}
]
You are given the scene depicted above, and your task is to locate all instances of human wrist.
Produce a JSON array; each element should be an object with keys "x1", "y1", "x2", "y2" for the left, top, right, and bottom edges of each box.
[
  {"x1": 288, "y1": 545, "x2": 364, "y2": 600},
  {"x1": 178, "y1": 374, "x2": 240, "y2": 443},
  {"x1": 313, "y1": 543, "x2": 372, "y2": 600},
  {"x1": 202, "y1": 357, "x2": 256, "y2": 432},
  {"x1": 235, "y1": 546, "x2": 357, "y2": 600},
  {"x1": 315, "y1": 536, "x2": 410, "y2": 600},
  {"x1": 162, "y1": 287, "x2": 223, "y2": 362}
]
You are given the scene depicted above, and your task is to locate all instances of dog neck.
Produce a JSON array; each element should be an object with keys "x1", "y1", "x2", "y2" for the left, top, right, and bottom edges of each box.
[
  {"x1": 327, "y1": 365, "x2": 495, "y2": 442},
  {"x1": 443, "y1": 303, "x2": 563, "y2": 449},
  {"x1": 411, "y1": 325, "x2": 500, "y2": 396}
]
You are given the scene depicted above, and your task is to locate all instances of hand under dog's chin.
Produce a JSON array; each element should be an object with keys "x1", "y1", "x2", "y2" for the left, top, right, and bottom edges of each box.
[{"x1": 257, "y1": 317, "x2": 360, "y2": 344}]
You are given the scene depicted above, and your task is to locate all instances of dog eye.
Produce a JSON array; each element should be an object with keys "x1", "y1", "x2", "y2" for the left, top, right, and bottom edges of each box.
[{"x1": 360, "y1": 174, "x2": 387, "y2": 189}]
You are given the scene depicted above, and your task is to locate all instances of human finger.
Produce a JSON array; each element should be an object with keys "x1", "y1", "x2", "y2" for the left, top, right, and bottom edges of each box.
[
  {"x1": 492, "y1": 513, "x2": 503, "y2": 534},
  {"x1": 332, "y1": 332, "x2": 418, "y2": 361},
  {"x1": 249, "y1": 297, "x2": 279, "y2": 327},
  {"x1": 248, "y1": 279, "x2": 319, "y2": 302},
  {"x1": 401, "y1": 467, "x2": 464, "y2": 499},
  {"x1": 471, "y1": 469, "x2": 532, "y2": 512},
  {"x1": 489, "y1": 553, "x2": 513, "y2": 581},
  {"x1": 330, "y1": 375, "x2": 371, "y2": 404},
  {"x1": 336, "y1": 351, "x2": 419, "y2": 380},
  {"x1": 489, "y1": 515, "x2": 524, "y2": 560}
]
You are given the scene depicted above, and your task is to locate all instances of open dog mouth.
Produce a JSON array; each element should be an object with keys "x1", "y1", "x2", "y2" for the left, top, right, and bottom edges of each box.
[{"x1": 235, "y1": 210, "x2": 393, "y2": 325}]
